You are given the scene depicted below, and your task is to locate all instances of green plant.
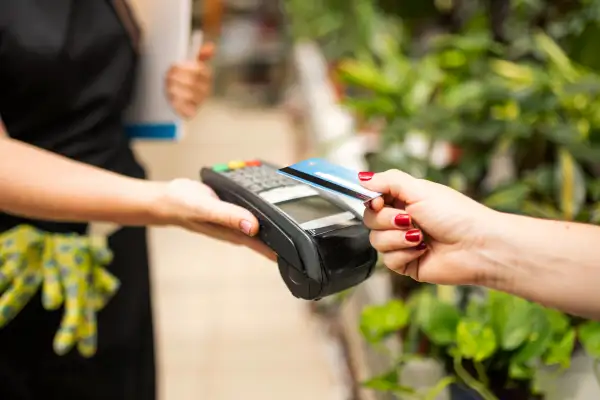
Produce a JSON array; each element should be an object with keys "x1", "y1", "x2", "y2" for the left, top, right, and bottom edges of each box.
[
  {"x1": 283, "y1": 0, "x2": 384, "y2": 61},
  {"x1": 330, "y1": 2, "x2": 600, "y2": 399},
  {"x1": 360, "y1": 287, "x2": 600, "y2": 400}
]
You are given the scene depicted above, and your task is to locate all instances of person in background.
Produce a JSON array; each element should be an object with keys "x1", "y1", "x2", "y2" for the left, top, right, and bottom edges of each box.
[
  {"x1": 0, "y1": 1, "x2": 258, "y2": 399},
  {"x1": 358, "y1": 169, "x2": 600, "y2": 321}
]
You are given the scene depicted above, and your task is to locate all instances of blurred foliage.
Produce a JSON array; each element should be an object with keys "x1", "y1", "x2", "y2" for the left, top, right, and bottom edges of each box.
[
  {"x1": 284, "y1": 0, "x2": 600, "y2": 398},
  {"x1": 358, "y1": 288, "x2": 600, "y2": 399}
]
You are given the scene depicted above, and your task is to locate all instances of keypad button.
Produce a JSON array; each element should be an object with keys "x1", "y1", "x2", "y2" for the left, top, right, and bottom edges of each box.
[
  {"x1": 212, "y1": 164, "x2": 229, "y2": 172},
  {"x1": 228, "y1": 160, "x2": 246, "y2": 169},
  {"x1": 248, "y1": 184, "x2": 262, "y2": 192}
]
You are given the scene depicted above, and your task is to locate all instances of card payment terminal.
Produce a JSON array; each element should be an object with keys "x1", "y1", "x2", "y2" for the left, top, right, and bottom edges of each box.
[{"x1": 200, "y1": 160, "x2": 377, "y2": 300}]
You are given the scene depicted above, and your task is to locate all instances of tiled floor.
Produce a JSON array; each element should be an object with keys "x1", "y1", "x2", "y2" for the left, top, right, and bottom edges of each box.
[{"x1": 133, "y1": 101, "x2": 342, "y2": 400}]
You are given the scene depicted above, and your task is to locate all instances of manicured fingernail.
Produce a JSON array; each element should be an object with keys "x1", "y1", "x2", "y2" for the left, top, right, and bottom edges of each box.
[
  {"x1": 415, "y1": 241, "x2": 427, "y2": 251},
  {"x1": 405, "y1": 229, "x2": 421, "y2": 243},
  {"x1": 393, "y1": 214, "x2": 411, "y2": 228},
  {"x1": 358, "y1": 172, "x2": 374, "y2": 181},
  {"x1": 240, "y1": 220, "x2": 252, "y2": 236}
]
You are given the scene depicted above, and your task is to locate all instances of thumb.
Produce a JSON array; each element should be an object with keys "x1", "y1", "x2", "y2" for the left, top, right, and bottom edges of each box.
[
  {"x1": 197, "y1": 42, "x2": 216, "y2": 62},
  {"x1": 201, "y1": 197, "x2": 260, "y2": 236},
  {"x1": 359, "y1": 169, "x2": 421, "y2": 203}
]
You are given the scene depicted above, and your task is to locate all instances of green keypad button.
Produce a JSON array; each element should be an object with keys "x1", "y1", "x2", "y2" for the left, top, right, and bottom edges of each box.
[{"x1": 212, "y1": 164, "x2": 229, "y2": 172}]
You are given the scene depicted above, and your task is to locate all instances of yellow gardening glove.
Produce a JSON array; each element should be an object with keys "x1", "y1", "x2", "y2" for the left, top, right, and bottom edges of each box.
[
  {"x1": 0, "y1": 225, "x2": 120, "y2": 358},
  {"x1": 0, "y1": 225, "x2": 45, "y2": 326},
  {"x1": 42, "y1": 234, "x2": 120, "y2": 357}
]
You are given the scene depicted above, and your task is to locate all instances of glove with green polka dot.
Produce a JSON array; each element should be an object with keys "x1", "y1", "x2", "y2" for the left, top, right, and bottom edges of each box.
[{"x1": 0, "y1": 225, "x2": 121, "y2": 357}]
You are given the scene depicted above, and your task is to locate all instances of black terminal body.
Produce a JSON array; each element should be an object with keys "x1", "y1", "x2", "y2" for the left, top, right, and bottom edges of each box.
[{"x1": 200, "y1": 160, "x2": 377, "y2": 300}]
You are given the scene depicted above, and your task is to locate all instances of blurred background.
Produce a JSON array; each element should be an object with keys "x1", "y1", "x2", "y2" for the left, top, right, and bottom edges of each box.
[{"x1": 136, "y1": 0, "x2": 600, "y2": 399}]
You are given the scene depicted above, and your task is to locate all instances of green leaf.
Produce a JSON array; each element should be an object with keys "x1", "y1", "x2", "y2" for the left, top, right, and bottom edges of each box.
[
  {"x1": 483, "y1": 183, "x2": 531, "y2": 212},
  {"x1": 342, "y1": 97, "x2": 397, "y2": 119},
  {"x1": 509, "y1": 361, "x2": 533, "y2": 380},
  {"x1": 511, "y1": 306, "x2": 553, "y2": 366},
  {"x1": 337, "y1": 59, "x2": 397, "y2": 94},
  {"x1": 362, "y1": 369, "x2": 416, "y2": 394},
  {"x1": 456, "y1": 320, "x2": 497, "y2": 362},
  {"x1": 499, "y1": 297, "x2": 533, "y2": 350},
  {"x1": 534, "y1": 32, "x2": 579, "y2": 81},
  {"x1": 421, "y1": 298, "x2": 460, "y2": 346},
  {"x1": 442, "y1": 81, "x2": 485, "y2": 109},
  {"x1": 543, "y1": 308, "x2": 570, "y2": 335},
  {"x1": 490, "y1": 59, "x2": 535, "y2": 86},
  {"x1": 579, "y1": 321, "x2": 600, "y2": 358},
  {"x1": 360, "y1": 300, "x2": 409, "y2": 343},
  {"x1": 488, "y1": 290, "x2": 537, "y2": 350},
  {"x1": 544, "y1": 328, "x2": 576, "y2": 369},
  {"x1": 555, "y1": 147, "x2": 586, "y2": 220}
]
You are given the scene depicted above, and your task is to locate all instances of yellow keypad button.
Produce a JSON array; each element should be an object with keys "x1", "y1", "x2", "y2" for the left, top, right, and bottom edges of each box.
[{"x1": 228, "y1": 160, "x2": 246, "y2": 169}]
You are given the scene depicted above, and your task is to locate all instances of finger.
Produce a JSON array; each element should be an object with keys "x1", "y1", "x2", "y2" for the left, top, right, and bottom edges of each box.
[
  {"x1": 370, "y1": 228, "x2": 426, "y2": 252},
  {"x1": 188, "y1": 222, "x2": 276, "y2": 261},
  {"x1": 167, "y1": 99, "x2": 197, "y2": 120},
  {"x1": 77, "y1": 301, "x2": 97, "y2": 358},
  {"x1": 358, "y1": 170, "x2": 421, "y2": 204},
  {"x1": 77, "y1": 249, "x2": 97, "y2": 358},
  {"x1": 0, "y1": 264, "x2": 43, "y2": 327},
  {"x1": 168, "y1": 63, "x2": 212, "y2": 87},
  {"x1": 53, "y1": 244, "x2": 83, "y2": 356},
  {"x1": 167, "y1": 83, "x2": 198, "y2": 104},
  {"x1": 363, "y1": 208, "x2": 411, "y2": 230},
  {"x1": 0, "y1": 253, "x2": 27, "y2": 292},
  {"x1": 0, "y1": 244, "x2": 45, "y2": 326},
  {"x1": 365, "y1": 196, "x2": 385, "y2": 212},
  {"x1": 0, "y1": 225, "x2": 41, "y2": 290},
  {"x1": 54, "y1": 283, "x2": 81, "y2": 355},
  {"x1": 42, "y1": 235, "x2": 63, "y2": 310},
  {"x1": 90, "y1": 241, "x2": 114, "y2": 266},
  {"x1": 381, "y1": 247, "x2": 428, "y2": 277},
  {"x1": 92, "y1": 268, "x2": 120, "y2": 311},
  {"x1": 177, "y1": 102, "x2": 199, "y2": 119},
  {"x1": 167, "y1": 79, "x2": 210, "y2": 106},
  {"x1": 197, "y1": 42, "x2": 216, "y2": 61},
  {"x1": 194, "y1": 197, "x2": 260, "y2": 236}
]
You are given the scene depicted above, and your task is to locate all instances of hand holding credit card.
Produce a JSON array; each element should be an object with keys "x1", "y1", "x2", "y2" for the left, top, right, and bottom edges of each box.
[{"x1": 278, "y1": 158, "x2": 382, "y2": 204}]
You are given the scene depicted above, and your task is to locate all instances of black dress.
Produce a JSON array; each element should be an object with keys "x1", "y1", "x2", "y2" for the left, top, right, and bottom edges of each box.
[{"x1": 0, "y1": 1, "x2": 155, "y2": 399}]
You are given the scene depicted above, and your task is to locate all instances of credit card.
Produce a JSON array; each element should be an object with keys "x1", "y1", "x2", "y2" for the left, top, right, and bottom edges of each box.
[{"x1": 278, "y1": 158, "x2": 382, "y2": 204}]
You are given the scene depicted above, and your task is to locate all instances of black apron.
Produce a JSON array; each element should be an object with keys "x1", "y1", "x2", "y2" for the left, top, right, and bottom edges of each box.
[{"x1": 0, "y1": 1, "x2": 155, "y2": 399}]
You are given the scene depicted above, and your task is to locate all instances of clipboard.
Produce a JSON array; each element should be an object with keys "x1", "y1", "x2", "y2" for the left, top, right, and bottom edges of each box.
[{"x1": 124, "y1": 0, "x2": 196, "y2": 141}]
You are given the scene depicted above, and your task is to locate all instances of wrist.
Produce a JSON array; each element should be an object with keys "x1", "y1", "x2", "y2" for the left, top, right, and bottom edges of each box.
[
  {"x1": 137, "y1": 180, "x2": 177, "y2": 226},
  {"x1": 471, "y1": 210, "x2": 526, "y2": 292}
]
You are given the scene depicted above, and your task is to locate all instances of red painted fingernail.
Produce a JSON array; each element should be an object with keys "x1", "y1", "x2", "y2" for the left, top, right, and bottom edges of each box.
[
  {"x1": 358, "y1": 172, "x2": 374, "y2": 181},
  {"x1": 405, "y1": 229, "x2": 421, "y2": 243},
  {"x1": 393, "y1": 214, "x2": 411, "y2": 228},
  {"x1": 415, "y1": 241, "x2": 427, "y2": 251}
]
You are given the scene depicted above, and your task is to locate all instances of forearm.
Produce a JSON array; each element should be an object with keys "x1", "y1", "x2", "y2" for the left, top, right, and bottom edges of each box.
[
  {"x1": 0, "y1": 137, "x2": 166, "y2": 226},
  {"x1": 480, "y1": 211, "x2": 600, "y2": 319}
]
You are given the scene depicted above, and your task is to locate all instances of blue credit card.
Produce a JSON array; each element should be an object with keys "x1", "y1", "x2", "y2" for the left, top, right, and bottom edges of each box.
[{"x1": 278, "y1": 158, "x2": 382, "y2": 204}]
